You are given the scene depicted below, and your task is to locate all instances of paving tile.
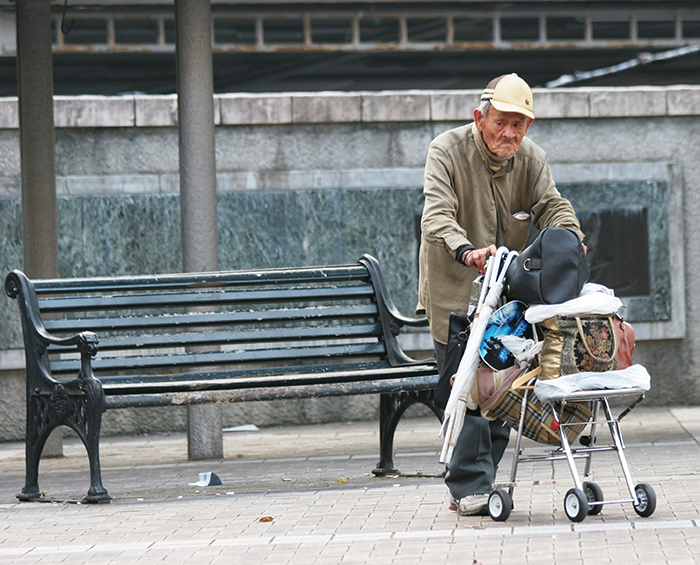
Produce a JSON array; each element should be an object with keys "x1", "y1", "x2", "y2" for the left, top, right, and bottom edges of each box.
[{"x1": 0, "y1": 408, "x2": 697, "y2": 564}]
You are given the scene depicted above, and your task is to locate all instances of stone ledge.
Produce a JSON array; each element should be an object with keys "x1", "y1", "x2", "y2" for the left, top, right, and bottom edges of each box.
[
  {"x1": 361, "y1": 91, "x2": 431, "y2": 122},
  {"x1": 533, "y1": 88, "x2": 590, "y2": 119},
  {"x1": 135, "y1": 94, "x2": 178, "y2": 127},
  {"x1": 666, "y1": 86, "x2": 700, "y2": 116},
  {"x1": 0, "y1": 97, "x2": 18, "y2": 128},
  {"x1": 291, "y1": 92, "x2": 362, "y2": 123},
  {"x1": 54, "y1": 95, "x2": 135, "y2": 128},
  {"x1": 0, "y1": 87, "x2": 699, "y2": 129},
  {"x1": 589, "y1": 87, "x2": 668, "y2": 118},
  {"x1": 429, "y1": 91, "x2": 480, "y2": 121},
  {"x1": 220, "y1": 93, "x2": 292, "y2": 125}
]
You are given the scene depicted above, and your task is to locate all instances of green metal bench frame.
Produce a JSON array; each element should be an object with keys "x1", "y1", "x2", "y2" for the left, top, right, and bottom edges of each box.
[{"x1": 5, "y1": 254, "x2": 441, "y2": 503}]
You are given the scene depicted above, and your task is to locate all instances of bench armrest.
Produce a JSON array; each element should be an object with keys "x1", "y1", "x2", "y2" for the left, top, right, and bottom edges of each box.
[
  {"x1": 5, "y1": 270, "x2": 99, "y2": 383},
  {"x1": 359, "y1": 255, "x2": 434, "y2": 366}
]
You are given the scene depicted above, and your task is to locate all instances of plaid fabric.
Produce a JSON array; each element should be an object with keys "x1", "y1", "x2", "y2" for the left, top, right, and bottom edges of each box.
[{"x1": 490, "y1": 387, "x2": 592, "y2": 445}]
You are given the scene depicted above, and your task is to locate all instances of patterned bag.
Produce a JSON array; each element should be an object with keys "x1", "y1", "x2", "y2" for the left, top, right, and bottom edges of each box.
[
  {"x1": 480, "y1": 367, "x2": 592, "y2": 445},
  {"x1": 538, "y1": 315, "x2": 618, "y2": 381}
]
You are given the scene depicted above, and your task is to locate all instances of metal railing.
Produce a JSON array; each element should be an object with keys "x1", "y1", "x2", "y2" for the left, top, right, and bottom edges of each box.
[{"x1": 27, "y1": 6, "x2": 700, "y2": 54}]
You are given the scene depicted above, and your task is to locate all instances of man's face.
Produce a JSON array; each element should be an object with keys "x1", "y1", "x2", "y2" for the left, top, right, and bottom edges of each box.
[{"x1": 474, "y1": 108, "x2": 533, "y2": 158}]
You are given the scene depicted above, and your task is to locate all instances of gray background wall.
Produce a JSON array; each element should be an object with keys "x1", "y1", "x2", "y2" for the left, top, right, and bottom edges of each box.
[{"x1": 0, "y1": 86, "x2": 698, "y2": 441}]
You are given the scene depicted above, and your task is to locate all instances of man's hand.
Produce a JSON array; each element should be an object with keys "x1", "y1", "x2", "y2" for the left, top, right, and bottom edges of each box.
[{"x1": 462, "y1": 245, "x2": 498, "y2": 270}]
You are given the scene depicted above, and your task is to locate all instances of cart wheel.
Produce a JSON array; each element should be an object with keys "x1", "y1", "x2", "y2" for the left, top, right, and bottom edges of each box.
[
  {"x1": 633, "y1": 483, "x2": 656, "y2": 517},
  {"x1": 488, "y1": 489, "x2": 512, "y2": 522},
  {"x1": 583, "y1": 482, "x2": 604, "y2": 516},
  {"x1": 564, "y1": 488, "x2": 589, "y2": 522}
]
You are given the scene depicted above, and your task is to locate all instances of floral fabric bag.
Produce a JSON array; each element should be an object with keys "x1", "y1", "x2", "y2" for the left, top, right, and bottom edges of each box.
[{"x1": 538, "y1": 314, "x2": 618, "y2": 380}]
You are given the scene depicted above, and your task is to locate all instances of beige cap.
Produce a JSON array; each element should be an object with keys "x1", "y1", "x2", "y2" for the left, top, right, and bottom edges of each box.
[{"x1": 480, "y1": 73, "x2": 534, "y2": 119}]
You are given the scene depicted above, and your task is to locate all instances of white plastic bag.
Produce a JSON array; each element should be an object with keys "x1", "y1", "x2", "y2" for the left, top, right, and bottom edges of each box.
[
  {"x1": 525, "y1": 283, "x2": 623, "y2": 324},
  {"x1": 533, "y1": 364, "x2": 651, "y2": 403}
]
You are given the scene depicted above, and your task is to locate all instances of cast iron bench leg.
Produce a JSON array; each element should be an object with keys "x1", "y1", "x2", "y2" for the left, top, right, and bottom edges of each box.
[
  {"x1": 372, "y1": 390, "x2": 443, "y2": 476},
  {"x1": 18, "y1": 396, "x2": 48, "y2": 501},
  {"x1": 80, "y1": 377, "x2": 111, "y2": 503},
  {"x1": 18, "y1": 379, "x2": 111, "y2": 503}
]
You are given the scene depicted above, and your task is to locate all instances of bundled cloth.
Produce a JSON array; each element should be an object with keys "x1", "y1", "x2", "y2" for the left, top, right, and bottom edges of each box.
[{"x1": 477, "y1": 366, "x2": 593, "y2": 445}]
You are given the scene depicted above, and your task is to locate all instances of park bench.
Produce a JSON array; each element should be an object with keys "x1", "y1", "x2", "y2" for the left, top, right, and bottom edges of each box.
[{"x1": 5, "y1": 254, "x2": 440, "y2": 503}]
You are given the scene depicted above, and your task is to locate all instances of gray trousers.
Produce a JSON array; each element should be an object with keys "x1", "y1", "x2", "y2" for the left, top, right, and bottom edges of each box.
[{"x1": 434, "y1": 340, "x2": 511, "y2": 499}]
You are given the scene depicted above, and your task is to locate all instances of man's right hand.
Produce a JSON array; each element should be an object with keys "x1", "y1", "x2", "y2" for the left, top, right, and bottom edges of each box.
[{"x1": 463, "y1": 245, "x2": 498, "y2": 270}]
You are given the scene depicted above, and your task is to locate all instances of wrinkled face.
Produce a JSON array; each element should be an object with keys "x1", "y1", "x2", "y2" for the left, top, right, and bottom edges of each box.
[{"x1": 474, "y1": 108, "x2": 533, "y2": 158}]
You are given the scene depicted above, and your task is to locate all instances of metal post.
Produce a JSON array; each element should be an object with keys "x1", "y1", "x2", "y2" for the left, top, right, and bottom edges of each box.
[
  {"x1": 174, "y1": 0, "x2": 222, "y2": 461},
  {"x1": 16, "y1": 0, "x2": 62, "y2": 458}
]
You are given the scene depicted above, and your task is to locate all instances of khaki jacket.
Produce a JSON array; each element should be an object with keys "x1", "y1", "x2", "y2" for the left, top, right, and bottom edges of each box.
[{"x1": 418, "y1": 123, "x2": 583, "y2": 344}]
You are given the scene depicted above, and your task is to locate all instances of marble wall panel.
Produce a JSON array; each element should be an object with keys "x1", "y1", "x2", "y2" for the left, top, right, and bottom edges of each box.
[
  {"x1": 0, "y1": 198, "x2": 23, "y2": 349},
  {"x1": 218, "y1": 190, "x2": 308, "y2": 270},
  {"x1": 218, "y1": 186, "x2": 423, "y2": 316}
]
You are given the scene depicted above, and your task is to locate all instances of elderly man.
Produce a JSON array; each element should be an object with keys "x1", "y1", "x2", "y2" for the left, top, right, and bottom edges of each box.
[{"x1": 418, "y1": 74, "x2": 584, "y2": 515}]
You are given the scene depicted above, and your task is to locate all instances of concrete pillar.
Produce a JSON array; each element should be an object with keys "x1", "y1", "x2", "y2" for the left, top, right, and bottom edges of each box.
[
  {"x1": 16, "y1": 0, "x2": 62, "y2": 458},
  {"x1": 174, "y1": 0, "x2": 223, "y2": 461}
]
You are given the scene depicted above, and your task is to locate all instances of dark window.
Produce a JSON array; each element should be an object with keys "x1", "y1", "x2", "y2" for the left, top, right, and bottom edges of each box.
[
  {"x1": 407, "y1": 18, "x2": 445, "y2": 42},
  {"x1": 114, "y1": 19, "x2": 158, "y2": 44},
  {"x1": 360, "y1": 18, "x2": 399, "y2": 43},
  {"x1": 215, "y1": 19, "x2": 257, "y2": 44},
  {"x1": 683, "y1": 19, "x2": 700, "y2": 38},
  {"x1": 638, "y1": 20, "x2": 675, "y2": 39},
  {"x1": 501, "y1": 17, "x2": 540, "y2": 41},
  {"x1": 547, "y1": 16, "x2": 585, "y2": 40},
  {"x1": 311, "y1": 18, "x2": 353, "y2": 43},
  {"x1": 164, "y1": 19, "x2": 176, "y2": 44},
  {"x1": 592, "y1": 20, "x2": 630, "y2": 40},
  {"x1": 63, "y1": 18, "x2": 108, "y2": 44},
  {"x1": 263, "y1": 19, "x2": 304, "y2": 44},
  {"x1": 453, "y1": 17, "x2": 492, "y2": 41},
  {"x1": 576, "y1": 206, "x2": 650, "y2": 297}
]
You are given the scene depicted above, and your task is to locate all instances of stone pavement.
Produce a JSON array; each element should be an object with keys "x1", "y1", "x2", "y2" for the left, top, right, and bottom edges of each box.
[{"x1": 0, "y1": 405, "x2": 698, "y2": 564}]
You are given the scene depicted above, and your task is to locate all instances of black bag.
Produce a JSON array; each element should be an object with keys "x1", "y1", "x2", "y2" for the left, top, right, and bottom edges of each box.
[
  {"x1": 505, "y1": 227, "x2": 588, "y2": 306},
  {"x1": 433, "y1": 312, "x2": 471, "y2": 410}
]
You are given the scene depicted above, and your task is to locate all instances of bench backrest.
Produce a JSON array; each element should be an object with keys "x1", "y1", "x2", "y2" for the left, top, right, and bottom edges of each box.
[{"x1": 6, "y1": 255, "x2": 424, "y2": 390}]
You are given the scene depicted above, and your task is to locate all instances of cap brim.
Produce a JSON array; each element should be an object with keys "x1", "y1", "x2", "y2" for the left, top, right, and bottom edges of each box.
[{"x1": 491, "y1": 99, "x2": 534, "y2": 120}]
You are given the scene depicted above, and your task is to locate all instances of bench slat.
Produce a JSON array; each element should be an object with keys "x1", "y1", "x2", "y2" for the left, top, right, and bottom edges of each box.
[
  {"x1": 104, "y1": 374, "x2": 438, "y2": 408},
  {"x1": 32, "y1": 265, "x2": 370, "y2": 294},
  {"x1": 48, "y1": 322, "x2": 383, "y2": 352},
  {"x1": 43, "y1": 304, "x2": 380, "y2": 333},
  {"x1": 50, "y1": 342, "x2": 388, "y2": 374},
  {"x1": 99, "y1": 363, "x2": 437, "y2": 395},
  {"x1": 37, "y1": 284, "x2": 376, "y2": 313},
  {"x1": 98, "y1": 359, "x2": 392, "y2": 385}
]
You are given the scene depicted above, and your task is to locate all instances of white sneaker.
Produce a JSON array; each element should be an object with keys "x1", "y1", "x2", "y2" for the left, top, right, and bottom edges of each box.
[{"x1": 451, "y1": 493, "x2": 489, "y2": 516}]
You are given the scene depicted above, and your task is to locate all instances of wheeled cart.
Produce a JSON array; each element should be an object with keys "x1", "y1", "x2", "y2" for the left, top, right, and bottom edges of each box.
[{"x1": 487, "y1": 384, "x2": 656, "y2": 522}]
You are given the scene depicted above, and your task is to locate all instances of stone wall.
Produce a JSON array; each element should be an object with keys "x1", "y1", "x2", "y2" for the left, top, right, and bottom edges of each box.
[{"x1": 1, "y1": 86, "x2": 699, "y2": 440}]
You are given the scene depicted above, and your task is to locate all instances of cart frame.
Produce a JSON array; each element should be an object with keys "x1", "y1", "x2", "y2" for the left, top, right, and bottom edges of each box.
[{"x1": 488, "y1": 382, "x2": 656, "y2": 522}]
